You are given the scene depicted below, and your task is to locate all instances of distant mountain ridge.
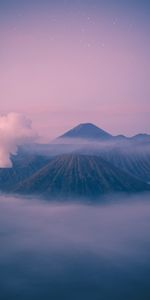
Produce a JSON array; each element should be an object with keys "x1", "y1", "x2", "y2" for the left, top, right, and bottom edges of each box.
[
  {"x1": 58, "y1": 123, "x2": 112, "y2": 140},
  {"x1": 57, "y1": 122, "x2": 150, "y2": 142}
]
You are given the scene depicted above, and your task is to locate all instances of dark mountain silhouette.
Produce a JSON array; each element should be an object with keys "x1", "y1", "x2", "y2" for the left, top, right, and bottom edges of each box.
[
  {"x1": 74, "y1": 144, "x2": 150, "y2": 182},
  {"x1": 130, "y1": 133, "x2": 150, "y2": 143},
  {"x1": 0, "y1": 123, "x2": 149, "y2": 200},
  {"x1": 58, "y1": 123, "x2": 112, "y2": 140},
  {"x1": 14, "y1": 154, "x2": 149, "y2": 199},
  {"x1": 0, "y1": 152, "x2": 49, "y2": 192},
  {"x1": 57, "y1": 122, "x2": 150, "y2": 143},
  {"x1": 22, "y1": 123, "x2": 149, "y2": 160},
  {"x1": 98, "y1": 150, "x2": 150, "y2": 183}
]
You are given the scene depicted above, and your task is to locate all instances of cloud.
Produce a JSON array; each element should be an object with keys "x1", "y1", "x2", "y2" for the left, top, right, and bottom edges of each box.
[
  {"x1": 0, "y1": 194, "x2": 150, "y2": 299},
  {"x1": 0, "y1": 112, "x2": 37, "y2": 168}
]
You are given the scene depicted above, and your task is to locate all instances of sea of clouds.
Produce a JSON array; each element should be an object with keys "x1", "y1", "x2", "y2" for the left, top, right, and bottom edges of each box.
[{"x1": 0, "y1": 194, "x2": 150, "y2": 300}]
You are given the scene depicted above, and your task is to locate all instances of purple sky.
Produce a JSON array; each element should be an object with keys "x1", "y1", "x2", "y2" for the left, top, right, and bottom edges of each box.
[{"x1": 0, "y1": 1, "x2": 150, "y2": 140}]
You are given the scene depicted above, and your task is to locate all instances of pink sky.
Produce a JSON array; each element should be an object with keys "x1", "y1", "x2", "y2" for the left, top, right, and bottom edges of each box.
[{"x1": 0, "y1": 10, "x2": 150, "y2": 140}]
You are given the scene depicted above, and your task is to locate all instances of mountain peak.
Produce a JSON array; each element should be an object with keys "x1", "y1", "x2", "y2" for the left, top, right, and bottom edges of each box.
[
  {"x1": 59, "y1": 123, "x2": 112, "y2": 140},
  {"x1": 76, "y1": 122, "x2": 99, "y2": 128}
]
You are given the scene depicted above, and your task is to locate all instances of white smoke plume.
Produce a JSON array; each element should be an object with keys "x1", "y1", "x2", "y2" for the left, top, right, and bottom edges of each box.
[{"x1": 0, "y1": 113, "x2": 37, "y2": 168}]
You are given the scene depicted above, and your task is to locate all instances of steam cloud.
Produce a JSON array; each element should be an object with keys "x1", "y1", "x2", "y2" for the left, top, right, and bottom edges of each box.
[{"x1": 0, "y1": 113, "x2": 37, "y2": 168}]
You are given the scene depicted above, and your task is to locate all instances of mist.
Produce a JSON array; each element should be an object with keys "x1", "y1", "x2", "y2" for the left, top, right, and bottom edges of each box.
[
  {"x1": 0, "y1": 194, "x2": 150, "y2": 300},
  {"x1": 0, "y1": 113, "x2": 37, "y2": 168},
  {"x1": 22, "y1": 136, "x2": 150, "y2": 160}
]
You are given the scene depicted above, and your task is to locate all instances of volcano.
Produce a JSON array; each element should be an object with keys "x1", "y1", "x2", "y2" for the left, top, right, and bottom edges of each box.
[
  {"x1": 15, "y1": 154, "x2": 149, "y2": 199},
  {"x1": 58, "y1": 123, "x2": 112, "y2": 140}
]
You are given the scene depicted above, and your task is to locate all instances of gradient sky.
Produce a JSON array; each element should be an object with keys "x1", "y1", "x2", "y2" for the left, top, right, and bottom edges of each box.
[{"x1": 0, "y1": 0, "x2": 150, "y2": 140}]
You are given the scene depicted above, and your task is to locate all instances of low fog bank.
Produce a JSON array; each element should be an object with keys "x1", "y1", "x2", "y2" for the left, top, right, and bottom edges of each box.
[
  {"x1": 22, "y1": 136, "x2": 150, "y2": 157},
  {"x1": 0, "y1": 194, "x2": 150, "y2": 300}
]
